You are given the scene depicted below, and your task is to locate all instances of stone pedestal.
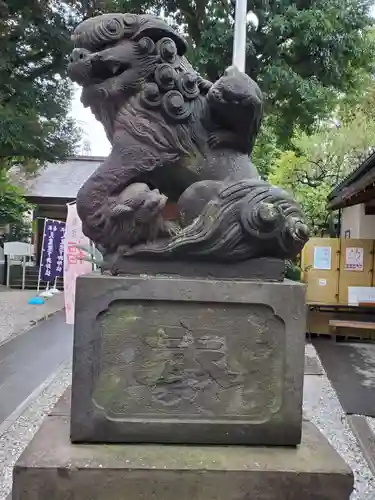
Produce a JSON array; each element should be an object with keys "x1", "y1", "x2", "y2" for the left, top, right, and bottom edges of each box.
[
  {"x1": 12, "y1": 390, "x2": 354, "y2": 500},
  {"x1": 71, "y1": 272, "x2": 306, "y2": 445}
]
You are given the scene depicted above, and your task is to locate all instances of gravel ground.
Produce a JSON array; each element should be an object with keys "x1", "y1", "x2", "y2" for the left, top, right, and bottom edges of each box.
[
  {"x1": 0, "y1": 288, "x2": 64, "y2": 345},
  {"x1": 304, "y1": 343, "x2": 375, "y2": 500},
  {"x1": 361, "y1": 344, "x2": 375, "y2": 439},
  {"x1": 366, "y1": 415, "x2": 375, "y2": 436},
  {"x1": 0, "y1": 362, "x2": 71, "y2": 500},
  {"x1": 1, "y1": 345, "x2": 375, "y2": 499}
]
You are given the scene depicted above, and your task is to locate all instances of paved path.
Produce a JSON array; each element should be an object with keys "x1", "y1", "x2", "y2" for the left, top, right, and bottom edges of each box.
[
  {"x1": 0, "y1": 312, "x2": 73, "y2": 426},
  {"x1": 0, "y1": 287, "x2": 64, "y2": 345},
  {"x1": 313, "y1": 339, "x2": 375, "y2": 416},
  {"x1": 312, "y1": 338, "x2": 375, "y2": 492}
]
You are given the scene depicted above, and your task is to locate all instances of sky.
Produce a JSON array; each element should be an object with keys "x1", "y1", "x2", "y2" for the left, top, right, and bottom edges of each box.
[
  {"x1": 70, "y1": 5, "x2": 375, "y2": 156},
  {"x1": 71, "y1": 85, "x2": 111, "y2": 156}
]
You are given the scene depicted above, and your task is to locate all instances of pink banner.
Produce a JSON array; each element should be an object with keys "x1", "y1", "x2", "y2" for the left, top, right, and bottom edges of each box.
[{"x1": 64, "y1": 203, "x2": 92, "y2": 325}]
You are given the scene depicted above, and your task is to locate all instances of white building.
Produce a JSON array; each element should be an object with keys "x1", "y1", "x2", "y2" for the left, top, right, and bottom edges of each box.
[{"x1": 328, "y1": 151, "x2": 375, "y2": 239}]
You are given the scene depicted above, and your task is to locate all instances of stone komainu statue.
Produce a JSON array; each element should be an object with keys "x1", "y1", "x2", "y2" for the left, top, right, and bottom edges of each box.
[{"x1": 67, "y1": 13, "x2": 309, "y2": 264}]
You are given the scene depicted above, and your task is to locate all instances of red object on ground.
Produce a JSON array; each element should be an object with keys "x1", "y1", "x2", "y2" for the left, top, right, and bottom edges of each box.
[{"x1": 162, "y1": 202, "x2": 179, "y2": 221}]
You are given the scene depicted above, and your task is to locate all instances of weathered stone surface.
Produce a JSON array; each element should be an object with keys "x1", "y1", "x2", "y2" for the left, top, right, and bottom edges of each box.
[
  {"x1": 70, "y1": 273, "x2": 306, "y2": 445},
  {"x1": 12, "y1": 393, "x2": 353, "y2": 500},
  {"x1": 67, "y1": 13, "x2": 309, "y2": 263},
  {"x1": 107, "y1": 256, "x2": 286, "y2": 281}
]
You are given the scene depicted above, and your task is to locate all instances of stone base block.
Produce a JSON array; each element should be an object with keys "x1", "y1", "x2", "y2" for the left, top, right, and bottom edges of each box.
[
  {"x1": 71, "y1": 273, "x2": 306, "y2": 445},
  {"x1": 107, "y1": 257, "x2": 286, "y2": 281},
  {"x1": 12, "y1": 393, "x2": 353, "y2": 500}
]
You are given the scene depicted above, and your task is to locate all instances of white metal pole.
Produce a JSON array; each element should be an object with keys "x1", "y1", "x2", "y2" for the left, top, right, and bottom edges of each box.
[
  {"x1": 37, "y1": 255, "x2": 42, "y2": 293},
  {"x1": 6, "y1": 258, "x2": 10, "y2": 288},
  {"x1": 22, "y1": 256, "x2": 26, "y2": 290},
  {"x1": 90, "y1": 240, "x2": 97, "y2": 271},
  {"x1": 36, "y1": 217, "x2": 62, "y2": 224},
  {"x1": 37, "y1": 219, "x2": 47, "y2": 293},
  {"x1": 232, "y1": 0, "x2": 248, "y2": 72}
]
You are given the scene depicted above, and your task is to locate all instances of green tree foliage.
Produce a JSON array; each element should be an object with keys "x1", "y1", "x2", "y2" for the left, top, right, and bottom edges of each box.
[
  {"x1": 269, "y1": 150, "x2": 332, "y2": 235},
  {"x1": 0, "y1": 0, "x2": 81, "y2": 226},
  {"x1": 78, "y1": 0, "x2": 375, "y2": 145},
  {"x1": 269, "y1": 108, "x2": 375, "y2": 234},
  {"x1": 252, "y1": 118, "x2": 281, "y2": 178},
  {"x1": 0, "y1": 0, "x2": 80, "y2": 166},
  {"x1": 0, "y1": 172, "x2": 32, "y2": 227}
]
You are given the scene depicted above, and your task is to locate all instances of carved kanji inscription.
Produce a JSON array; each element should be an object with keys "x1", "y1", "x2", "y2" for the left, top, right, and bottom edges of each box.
[{"x1": 92, "y1": 301, "x2": 285, "y2": 422}]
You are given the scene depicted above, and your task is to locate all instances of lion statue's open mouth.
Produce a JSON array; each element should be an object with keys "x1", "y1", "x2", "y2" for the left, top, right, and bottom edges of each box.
[
  {"x1": 68, "y1": 42, "x2": 133, "y2": 87},
  {"x1": 67, "y1": 13, "x2": 187, "y2": 91},
  {"x1": 90, "y1": 53, "x2": 131, "y2": 82}
]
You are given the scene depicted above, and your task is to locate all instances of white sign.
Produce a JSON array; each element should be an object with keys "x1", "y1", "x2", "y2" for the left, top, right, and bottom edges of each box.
[
  {"x1": 63, "y1": 204, "x2": 92, "y2": 325},
  {"x1": 4, "y1": 241, "x2": 34, "y2": 290},
  {"x1": 4, "y1": 241, "x2": 33, "y2": 257},
  {"x1": 345, "y1": 247, "x2": 364, "y2": 271},
  {"x1": 348, "y1": 287, "x2": 375, "y2": 306},
  {"x1": 313, "y1": 246, "x2": 331, "y2": 270}
]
